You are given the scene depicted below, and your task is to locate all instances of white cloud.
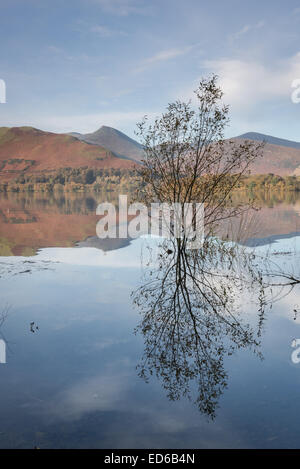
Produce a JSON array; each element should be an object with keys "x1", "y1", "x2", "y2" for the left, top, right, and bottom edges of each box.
[
  {"x1": 172, "y1": 52, "x2": 300, "y2": 137},
  {"x1": 45, "y1": 371, "x2": 133, "y2": 421},
  {"x1": 202, "y1": 52, "x2": 300, "y2": 109}
]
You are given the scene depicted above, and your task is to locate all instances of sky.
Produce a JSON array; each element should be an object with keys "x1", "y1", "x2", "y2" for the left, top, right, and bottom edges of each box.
[{"x1": 1, "y1": 0, "x2": 300, "y2": 140}]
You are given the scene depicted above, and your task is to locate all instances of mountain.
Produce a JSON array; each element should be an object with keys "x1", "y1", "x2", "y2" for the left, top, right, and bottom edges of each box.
[
  {"x1": 73, "y1": 127, "x2": 300, "y2": 175},
  {"x1": 236, "y1": 132, "x2": 300, "y2": 150},
  {"x1": 0, "y1": 126, "x2": 136, "y2": 181},
  {"x1": 1, "y1": 125, "x2": 300, "y2": 182},
  {"x1": 234, "y1": 133, "x2": 300, "y2": 176},
  {"x1": 69, "y1": 125, "x2": 144, "y2": 162}
]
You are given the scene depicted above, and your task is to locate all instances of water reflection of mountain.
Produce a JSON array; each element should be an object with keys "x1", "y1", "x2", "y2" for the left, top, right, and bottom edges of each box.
[
  {"x1": 1, "y1": 191, "x2": 300, "y2": 256},
  {"x1": 77, "y1": 236, "x2": 133, "y2": 252},
  {"x1": 244, "y1": 231, "x2": 300, "y2": 247},
  {"x1": 0, "y1": 192, "x2": 123, "y2": 255}
]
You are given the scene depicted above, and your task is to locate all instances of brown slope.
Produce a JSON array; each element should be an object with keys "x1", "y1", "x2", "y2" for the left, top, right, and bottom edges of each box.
[
  {"x1": 233, "y1": 137, "x2": 300, "y2": 176},
  {"x1": 0, "y1": 126, "x2": 136, "y2": 182}
]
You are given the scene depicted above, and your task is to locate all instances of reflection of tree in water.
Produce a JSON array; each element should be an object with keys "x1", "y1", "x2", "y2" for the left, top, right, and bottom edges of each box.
[{"x1": 132, "y1": 236, "x2": 266, "y2": 419}]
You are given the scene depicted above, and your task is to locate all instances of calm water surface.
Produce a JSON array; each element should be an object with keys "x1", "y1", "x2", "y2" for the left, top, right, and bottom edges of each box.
[{"x1": 0, "y1": 191, "x2": 300, "y2": 448}]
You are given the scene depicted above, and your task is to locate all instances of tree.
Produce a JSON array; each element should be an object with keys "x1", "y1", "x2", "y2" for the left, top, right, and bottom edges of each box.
[
  {"x1": 85, "y1": 169, "x2": 96, "y2": 184},
  {"x1": 131, "y1": 76, "x2": 268, "y2": 417},
  {"x1": 136, "y1": 75, "x2": 264, "y2": 236}
]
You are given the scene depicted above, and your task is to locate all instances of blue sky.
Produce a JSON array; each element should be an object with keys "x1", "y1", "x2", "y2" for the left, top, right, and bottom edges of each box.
[{"x1": 1, "y1": 0, "x2": 300, "y2": 140}]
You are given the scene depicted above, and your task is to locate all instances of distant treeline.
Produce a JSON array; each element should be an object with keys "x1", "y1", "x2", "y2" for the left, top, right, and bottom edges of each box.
[
  {"x1": 237, "y1": 173, "x2": 300, "y2": 192},
  {"x1": 1, "y1": 169, "x2": 300, "y2": 194},
  {"x1": 0, "y1": 167, "x2": 140, "y2": 193}
]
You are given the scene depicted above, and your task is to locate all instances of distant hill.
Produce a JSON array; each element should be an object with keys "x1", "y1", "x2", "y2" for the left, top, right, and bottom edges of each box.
[
  {"x1": 234, "y1": 133, "x2": 300, "y2": 176},
  {"x1": 0, "y1": 126, "x2": 136, "y2": 182},
  {"x1": 236, "y1": 132, "x2": 300, "y2": 150},
  {"x1": 70, "y1": 125, "x2": 144, "y2": 162}
]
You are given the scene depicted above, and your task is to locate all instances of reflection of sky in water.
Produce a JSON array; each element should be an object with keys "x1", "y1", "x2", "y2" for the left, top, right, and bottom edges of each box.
[{"x1": 0, "y1": 236, "x2": 300, "y2": 448}]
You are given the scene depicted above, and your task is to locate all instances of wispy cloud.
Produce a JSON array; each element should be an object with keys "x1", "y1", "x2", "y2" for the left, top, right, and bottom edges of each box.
[
  {"x1": 90, "y1": 24, "x2": 126, "y2": 37},
  {"x1": 73, "y1": 19, "x2": 126, "y2": 38},
  {"x1": 47, "y1": 45, "x2": 64, "y2": 54},
  {"x1": 0, "y1": 110, "x2": 156, "y2": 136},
  {"x1": 134, "y1": 45, "x2": 194, "y2": 73},
  {"x1": 92, "y1": 0, "x2": 150, "y2": 16},
  {"x1": 230, "y1": 20, "x2": 265, "y2": 41}
]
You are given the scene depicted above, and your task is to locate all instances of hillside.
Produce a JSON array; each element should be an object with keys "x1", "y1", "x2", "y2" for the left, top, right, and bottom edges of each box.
[
  {"x1": 1, "y1": 126, "x2": 300, "y2": 188},
  {"x1": 70, "y1": 125, "x2": 144, "y2": 162},
  {"x1": 72, "y1": 127, "x2": 300, "y2": 175},
  {"x1": 0, "y1": 126, "x2": 136, "y2": 182},
  {"x1": 233, "y1": 134, "x2": 300, "y2": 176}
]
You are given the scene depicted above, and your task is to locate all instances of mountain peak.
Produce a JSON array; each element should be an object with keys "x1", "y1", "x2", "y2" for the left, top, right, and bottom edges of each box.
[
  {"x1": 90, "y1": 125, "x2": 123, "y2": 136},
  {"x1": 70, "y1": 125, "x2": 144, "y2": 162}
]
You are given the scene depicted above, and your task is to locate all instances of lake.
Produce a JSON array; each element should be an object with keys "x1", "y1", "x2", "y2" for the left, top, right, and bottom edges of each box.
[{"x1": 0, "y1": 191, "x2": 300, "y2": 448}]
